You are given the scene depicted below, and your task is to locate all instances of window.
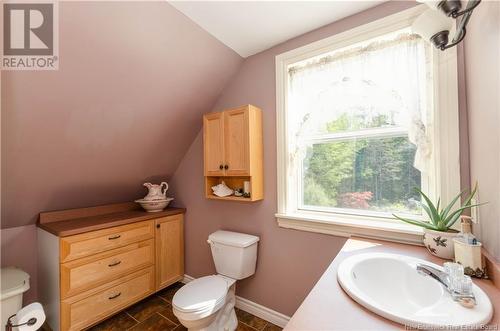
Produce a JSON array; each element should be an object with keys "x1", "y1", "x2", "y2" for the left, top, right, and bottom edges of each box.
[{"x1": 276, "y1": 6, "x2": 461, "y2": 243}]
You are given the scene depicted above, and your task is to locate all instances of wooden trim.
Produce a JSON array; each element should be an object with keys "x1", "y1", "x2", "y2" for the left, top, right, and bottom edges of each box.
[
  {"x1": 39, "y1": 202, "x2": 139, "y2": 224},
  {"x1": 277, "y1": 213, "x2": 424, "y2": 246},
  {"x1": 206, "y1": 194, "x2": 257, "y2": 202},
  {"x1": 483, "y1": 248, "x2": 500, "y2": 290},
  {"x1": 248, "y1": 105, "x2": 264, "y2": 201},
  {"x1": 38, "y1": 206, "x2": 185, "y2": 237}
]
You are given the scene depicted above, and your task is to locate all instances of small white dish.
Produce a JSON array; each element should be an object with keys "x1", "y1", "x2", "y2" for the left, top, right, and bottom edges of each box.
[{"x1": 211, "y1": 181, "x2": 234, "y2": 197}]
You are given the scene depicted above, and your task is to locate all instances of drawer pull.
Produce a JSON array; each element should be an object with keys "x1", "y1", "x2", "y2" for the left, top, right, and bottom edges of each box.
[
  {"x1": 108, "y1": 292, "x2": 121, "y2": 300},
  {"x1": 108, "y1": 260, "x2": 121, "y2": 267},
  {"x1": 108, "y1": 235, "x2": 121, "y2": 240}
]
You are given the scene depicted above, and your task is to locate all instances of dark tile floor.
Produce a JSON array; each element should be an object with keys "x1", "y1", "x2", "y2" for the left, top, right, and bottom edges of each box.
[{"x1": 80, "y1": 282, "x2": 283, "y2": 331}]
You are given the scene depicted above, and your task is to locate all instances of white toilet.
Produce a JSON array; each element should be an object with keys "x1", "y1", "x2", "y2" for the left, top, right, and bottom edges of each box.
[
  {"x1": 1, "y1": 267, "x2": 30, "y2": 329},
  {"x1": 173, "y1": 230, "x2": 259, "y2": 331}
]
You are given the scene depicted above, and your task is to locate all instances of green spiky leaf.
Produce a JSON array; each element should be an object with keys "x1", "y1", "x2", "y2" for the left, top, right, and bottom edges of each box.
[{"x1": 393, "y1": 184, "x2": 485, "y2": 232}]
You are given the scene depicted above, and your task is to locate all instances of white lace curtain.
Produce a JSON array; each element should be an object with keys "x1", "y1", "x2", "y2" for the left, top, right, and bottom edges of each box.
[{"x1": 288, "y1": 32, "x2": 432, "y2": 173}]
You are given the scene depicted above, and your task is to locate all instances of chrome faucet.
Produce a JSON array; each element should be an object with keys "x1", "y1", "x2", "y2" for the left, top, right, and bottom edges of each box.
[{"x1": 416, "y1": 263, "x2": 476, "y2": 307}]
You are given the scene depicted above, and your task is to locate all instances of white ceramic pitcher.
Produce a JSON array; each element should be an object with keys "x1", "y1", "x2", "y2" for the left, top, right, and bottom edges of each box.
[{"x1": 143, "y1": 182, "x2": 168, "y2": 200}]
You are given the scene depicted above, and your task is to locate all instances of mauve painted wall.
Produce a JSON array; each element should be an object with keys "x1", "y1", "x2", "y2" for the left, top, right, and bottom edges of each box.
[
  {"x1": 464, "y1": 1, "x2": 500, "y2": 259},
  {"x1": 1, "y1": 1, "x2": 242, "y2": 300},
  {"x1": 1, "y1": 1, "x2": 242, "y2": 230},
  {"x1": 169, "y1": 1, "x2": 418, "y2": 316}
]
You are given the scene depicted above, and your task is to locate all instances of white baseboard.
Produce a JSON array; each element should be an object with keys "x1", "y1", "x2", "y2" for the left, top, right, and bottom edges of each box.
[
  {"x1": 181, "y1": 274, "x2": 290, "y2": 328},
  {"x1": 182, "y1": 274, "x2": 195, "y2": 283}
]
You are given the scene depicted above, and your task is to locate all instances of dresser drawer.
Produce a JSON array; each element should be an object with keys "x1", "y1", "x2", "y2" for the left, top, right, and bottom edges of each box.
[
  {"x1": 61, "y1": 266, "x2": 154, "y2": 331},
  {"x1": 60, "y1": 220, "x2": 154, "y2": 262},
  {"x1": 61, "y1": 239, "x2": 154, "y2": 298}
]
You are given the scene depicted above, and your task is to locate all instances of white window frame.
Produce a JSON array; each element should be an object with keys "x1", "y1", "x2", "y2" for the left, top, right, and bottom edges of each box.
[{"x1": 275, "y1": 5, "x2": 461, "y2": 245}]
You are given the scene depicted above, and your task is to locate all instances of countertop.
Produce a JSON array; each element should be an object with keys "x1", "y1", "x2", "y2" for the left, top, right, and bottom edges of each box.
[
  {"x1": 37, "y1": 202, "x2": 186, "y2": 237},
  {"x1": 284, "y1": 237, "x2": 499, "y2": 330}
]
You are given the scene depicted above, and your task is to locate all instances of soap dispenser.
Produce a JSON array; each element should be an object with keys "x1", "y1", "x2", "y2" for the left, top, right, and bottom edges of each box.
[{"x1": 453, "y1": 216, "x2": 487, "y2": 278}]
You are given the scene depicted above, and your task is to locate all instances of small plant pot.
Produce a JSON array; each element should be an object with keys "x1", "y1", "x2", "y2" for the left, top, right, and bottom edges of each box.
[{"x1": 423, "y1": 228, "x2": 460, "y2": 260}]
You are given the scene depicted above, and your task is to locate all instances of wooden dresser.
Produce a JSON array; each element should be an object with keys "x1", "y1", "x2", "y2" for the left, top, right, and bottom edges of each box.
[{"x1": 37, "y1": 203, "x2": 186, "y2": 331}]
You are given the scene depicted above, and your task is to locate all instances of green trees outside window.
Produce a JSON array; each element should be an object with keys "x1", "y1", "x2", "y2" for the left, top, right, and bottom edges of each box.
[{"x1": 302, "y1": 113, "x2": 421, "y2": 214}]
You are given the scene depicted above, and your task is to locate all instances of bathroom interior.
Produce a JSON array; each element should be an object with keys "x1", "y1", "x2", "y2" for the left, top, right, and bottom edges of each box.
[{"x1": 1, "y1": 0, "x2": 499, "y2": 330}]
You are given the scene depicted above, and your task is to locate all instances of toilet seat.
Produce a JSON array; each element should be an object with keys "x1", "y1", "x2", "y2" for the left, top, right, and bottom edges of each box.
[{"x1": 173, "y1": 276, "x2": 228, "y2": 320}]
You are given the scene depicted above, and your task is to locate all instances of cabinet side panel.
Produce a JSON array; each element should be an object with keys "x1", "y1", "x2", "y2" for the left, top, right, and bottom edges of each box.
[
  {"x1": 249, "y1": 106, "x2": 264, "y2": 200},
  {"x1": 37, "y1": 228, "x2": 60, "y2": 331}
]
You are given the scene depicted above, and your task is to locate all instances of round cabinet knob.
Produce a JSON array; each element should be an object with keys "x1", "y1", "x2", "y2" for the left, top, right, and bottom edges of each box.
[
  {"x1": 224, "y1": 165, "x2": 229, "y2": 170},
  {"x1": 156, "y1": 224, "x2": 160, "y2": 229},
  {"x1": 219, "y1": 165, "x2": 224, "y2": 170}
]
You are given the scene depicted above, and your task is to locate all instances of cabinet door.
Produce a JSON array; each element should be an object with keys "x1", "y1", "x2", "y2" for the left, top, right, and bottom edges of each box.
[
  {"x1": 224, "y1": 108, "x2": 249, "y2": 176},
  {"x1": 203, "y1": 112, "x2": 225, "y2": 176},
  {"x1": 155, "y1": 215, "x2": 184, "y2": 290}
]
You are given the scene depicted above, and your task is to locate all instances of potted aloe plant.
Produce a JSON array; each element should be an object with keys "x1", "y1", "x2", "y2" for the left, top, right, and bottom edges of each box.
[{"x1": 393, "y1": 186, "x2": 481, "y2": 260}]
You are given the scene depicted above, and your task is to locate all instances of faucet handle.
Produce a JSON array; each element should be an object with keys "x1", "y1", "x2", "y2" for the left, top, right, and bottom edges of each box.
[
  {"x1": 453, "y1": 275, "x2": 473, "y2": 295},
  {"x1": 450, "y1": 275, "x2": 477, "y2": 307},
  {"x1": 443, "y1": 262, "x2": 464, "y2": 278}
]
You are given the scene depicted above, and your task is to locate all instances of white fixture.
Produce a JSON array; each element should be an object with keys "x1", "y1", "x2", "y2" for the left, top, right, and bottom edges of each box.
[
  {"x1": 413, "y1": 0, "x2": 482, "y2": 50},
  {"x1": 411, "y1": 9, "x2": 453, "y2": 41},
  {"x1": 416, "y1": 0, "x2": 441, "y2": 10},
  {"x1": 337, "y1": 253, "x2": 493, "y2": 329},
  {"x1": 173, "y1": 230, "x2": 259, "y2": 331},
  {"x1": 8, "y1": 302, "x2": 46, "y2": 331},
  {"x1": 1, "y1": 267, "x2": 30, "y2": 329}
]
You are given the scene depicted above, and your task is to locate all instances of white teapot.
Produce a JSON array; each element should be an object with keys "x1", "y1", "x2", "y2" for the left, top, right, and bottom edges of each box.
[{"x1": 143, "y1": 182, "x2": 168, "y2": 201}]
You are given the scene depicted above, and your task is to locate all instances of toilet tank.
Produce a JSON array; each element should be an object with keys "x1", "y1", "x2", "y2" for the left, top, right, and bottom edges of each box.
[{"x1": 208, "y1": 231, "x2": 259, "y2": 280}]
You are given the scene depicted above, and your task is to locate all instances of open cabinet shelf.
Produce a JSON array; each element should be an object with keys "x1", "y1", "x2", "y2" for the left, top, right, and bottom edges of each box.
[
  {"x1": 205, "y1": 175, "x2": 262, "y2": 202},
  {"x1": 203, "y1": 105, "x2": 263, "y2": 202}
]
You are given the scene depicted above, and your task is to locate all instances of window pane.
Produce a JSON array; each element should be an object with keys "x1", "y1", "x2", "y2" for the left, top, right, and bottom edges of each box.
[
  {"x1": 301, "y1": 136, "x2": 421, "y2": 215},
  {"x1": 287, "y1": 31, "x2": 430, "y2": 138}
]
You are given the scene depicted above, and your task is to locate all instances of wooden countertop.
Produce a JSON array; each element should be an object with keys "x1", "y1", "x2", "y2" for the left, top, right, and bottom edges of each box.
[
  {"x1": 285, "y1": 238, "x2": 499, "y2": 330},
  {"x1": 37, "y1": 202, "x2": 186, "y2": 237}
]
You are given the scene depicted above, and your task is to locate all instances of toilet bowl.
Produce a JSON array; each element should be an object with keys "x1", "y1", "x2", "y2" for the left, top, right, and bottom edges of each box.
[
  {"x1": 173, "y1": 275, "x2": 237, "y2": 331},
  {"x1": 173, "y1": 231, "x2": 259, "y2": 331},
  {"x1": 1, "y1": 267, "x2": 30, "y2": 329}
]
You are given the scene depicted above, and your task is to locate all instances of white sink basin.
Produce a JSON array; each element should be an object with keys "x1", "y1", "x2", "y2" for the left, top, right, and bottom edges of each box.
[{"x1": 337, "y1": 253, "x2": 493, "y2": 329}]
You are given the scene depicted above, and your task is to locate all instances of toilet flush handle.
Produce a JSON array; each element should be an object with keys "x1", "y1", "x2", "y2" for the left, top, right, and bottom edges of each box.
[{"x1": 207, "y1": 239, "x2": 213, "y2": 245}]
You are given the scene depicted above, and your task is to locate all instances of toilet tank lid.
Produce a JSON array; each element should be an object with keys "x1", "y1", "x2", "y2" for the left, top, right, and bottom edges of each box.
[
  {"x1": 1, "y1": 267, "x2": 30, "y2": 300},
  {"x1": 209, "y1": 231, "x2": 259, "y2": 248}
]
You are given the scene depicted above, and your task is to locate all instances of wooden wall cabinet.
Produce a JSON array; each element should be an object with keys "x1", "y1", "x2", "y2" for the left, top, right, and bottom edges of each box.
[
  {"x1": 37, "y1": 204, "x2": 185, "y2": 331},
  {"x1": 203, "y1": 105, "x2": 263, "y2": 201}
]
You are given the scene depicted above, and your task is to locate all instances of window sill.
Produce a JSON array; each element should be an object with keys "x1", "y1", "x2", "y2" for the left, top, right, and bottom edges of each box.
[{"x1": 275, "y1": 212, "x2": 424, "y2": 245}]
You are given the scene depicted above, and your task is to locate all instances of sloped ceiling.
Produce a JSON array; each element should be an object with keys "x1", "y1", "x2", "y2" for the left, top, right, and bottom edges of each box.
[
  {"x1": 1, "y1": 2, "x2": 243, "y2": 228},
  {"x1": 170, "y1": 1, "x2": 387, "y2": 57}
]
